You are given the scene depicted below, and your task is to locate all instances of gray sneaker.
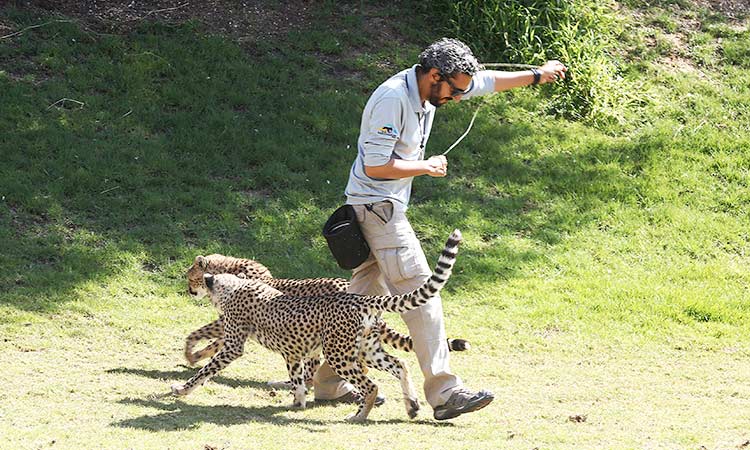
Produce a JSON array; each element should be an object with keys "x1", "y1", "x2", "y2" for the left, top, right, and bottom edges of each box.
[{"x1": 433, "y1": 388, "x2": 494, "y2": 420}]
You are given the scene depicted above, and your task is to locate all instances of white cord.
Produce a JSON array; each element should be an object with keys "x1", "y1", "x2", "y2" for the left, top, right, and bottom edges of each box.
[
  {"x1": 442, "y1": 102, "x2": 484, "y2": 155},
  {"x1": 441, "y1": 62, "x2": 540, "y2": 155},
  {"x1": 483, "y1": 62, "x2": 539, "y2": 69}
]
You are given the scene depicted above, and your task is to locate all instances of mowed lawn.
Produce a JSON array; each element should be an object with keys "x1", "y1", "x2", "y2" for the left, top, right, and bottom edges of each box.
[{"x1": 1, "y1": 2, "x2": 750, "y2": 449}]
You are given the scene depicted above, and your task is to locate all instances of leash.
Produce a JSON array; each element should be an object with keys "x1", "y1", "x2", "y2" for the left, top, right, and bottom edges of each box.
[
  {"x1": 441, "y1": 62, "x2": 543, "y2": 156},
  {"x1": 483, "y1": 62, "x2": 539, "y2": 69},
  {"x1": 442, "y1": 101, "x2": 485, "y2": 155}
]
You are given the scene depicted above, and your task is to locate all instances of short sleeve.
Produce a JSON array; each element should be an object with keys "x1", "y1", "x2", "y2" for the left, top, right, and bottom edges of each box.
[
  {"x1": 460, "y1": 70, "x2": 496, "y2": 100},
  {"x1": 362, "y1": 96, "x2": 403, "y2": 167}
]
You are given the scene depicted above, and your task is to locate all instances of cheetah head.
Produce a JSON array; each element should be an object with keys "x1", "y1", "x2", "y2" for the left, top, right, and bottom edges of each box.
[
  {"x1": 187, "y1": 256, "x2": 248, "y2": 298},
  {"x1": 186, "y1": 255, "x2": 212, "y2": 298}
]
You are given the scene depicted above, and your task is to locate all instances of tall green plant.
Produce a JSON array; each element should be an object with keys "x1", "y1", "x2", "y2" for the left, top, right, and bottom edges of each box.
[{"x1": 423, "y1": 0, "x2": 625, "y2": 121}]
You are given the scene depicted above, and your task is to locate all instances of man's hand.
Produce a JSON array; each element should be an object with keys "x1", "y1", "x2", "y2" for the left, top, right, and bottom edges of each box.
[
  {"x1": 425, "y1": 155, "x2": 448, "y2": 177},
  {"x1": 537, "y1": 60, "x2": 568, "y2": 84}
]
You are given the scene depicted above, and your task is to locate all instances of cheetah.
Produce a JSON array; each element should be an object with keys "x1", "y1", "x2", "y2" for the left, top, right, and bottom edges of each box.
[
  {"x1": 172, "y1": 229, "x2": 463, "y2": 421},
  {"x1": 184, "y1": 253, "x2": 469, "y2": 387}
]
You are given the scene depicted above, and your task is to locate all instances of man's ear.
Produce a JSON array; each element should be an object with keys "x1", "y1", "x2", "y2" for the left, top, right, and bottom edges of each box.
[{"x1": 429, "y1": 67, "x2": 442, "y2": 82}]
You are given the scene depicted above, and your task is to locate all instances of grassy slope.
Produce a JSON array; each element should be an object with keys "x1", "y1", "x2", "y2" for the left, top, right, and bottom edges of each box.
[{"x1": 1, "y1": 2, "x2": 749, "y2": 449}]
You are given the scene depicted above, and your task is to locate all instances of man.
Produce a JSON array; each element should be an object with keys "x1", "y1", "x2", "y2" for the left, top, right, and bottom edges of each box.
[{"x1": 315, "y1": 38, "x2": 567, "y2": 420}]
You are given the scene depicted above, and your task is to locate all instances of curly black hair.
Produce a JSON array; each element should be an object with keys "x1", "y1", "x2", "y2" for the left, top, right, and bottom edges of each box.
[{"x1": 418, "y1": 38, "x2": 482, "y2": 77}]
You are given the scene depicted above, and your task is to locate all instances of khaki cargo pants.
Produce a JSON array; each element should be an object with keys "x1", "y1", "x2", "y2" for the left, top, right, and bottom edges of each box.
[{"x1": 313, "y1": 201, "x2": 462, "y2": 408}]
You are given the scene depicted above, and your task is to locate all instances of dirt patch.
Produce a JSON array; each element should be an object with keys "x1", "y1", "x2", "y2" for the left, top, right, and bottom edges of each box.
[
  {"x1": 3, "y1": 1, "x2": 412, "y2": 82},
  {"x1": 626, "y1": 0, "x2": 748, "y2": 77},
  {"x1": 701, "y1": 0, "x2": 750, "y2": 20},
  {"x1": 8, "y1": 0, "x2": 315, "y2": 40},
  {"x1": 568, "y1": 414, "x2": 587, "y2": 423},
  {"x1": 0, "y1": 16, "x2": 14, "y2": 33},
  {"x1": 7, "y1": 1, "x2": 411, "y2": 46},
  {"x1": 658, "y1": 55, "x2": 709, "y2": 78}
]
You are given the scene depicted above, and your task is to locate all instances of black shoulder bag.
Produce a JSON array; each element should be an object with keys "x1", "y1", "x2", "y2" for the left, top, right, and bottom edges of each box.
[{"x1": 322, "y1": 204, "x2": 370, "y2": 270}]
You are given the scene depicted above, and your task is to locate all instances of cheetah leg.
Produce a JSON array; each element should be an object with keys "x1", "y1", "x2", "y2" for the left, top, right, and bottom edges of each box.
[
  {"x1": 190, "y1": 338, "x2": 224, "y2": 365},
  {"x1": 184, "y1": 318, "x2": 224, "y2": 366},
  {"x1": 364, "y1": 341, "x2": 420, "y2": 419},
  {"x1": 303, "y1": 356, "x2": 321, "y2": 388},
  {"x1": 267, "y1": 356, "x2": 320, "y2": 390},
  {"x1": 326, "y1": 349, "x2": 378, "y2": 422},
  {"x1": 172, "y1": 323, "x2": 247, "y2": 396},
  {"x1": 285, "y1": 358, "x2": 307, "y2": 408}
]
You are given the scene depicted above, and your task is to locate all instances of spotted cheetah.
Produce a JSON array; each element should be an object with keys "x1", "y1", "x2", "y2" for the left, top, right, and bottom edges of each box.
[
  {"x1": 184, "y1": 253, "x2": 469, "y2": 386},
  {"x1": 172, "y1": 229, "x2": 463, "y2": 421}
]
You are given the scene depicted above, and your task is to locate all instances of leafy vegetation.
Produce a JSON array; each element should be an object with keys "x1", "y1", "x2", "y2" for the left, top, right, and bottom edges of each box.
[{"x1": 422, "y1": 0, "x2": 625, "y2": 121}]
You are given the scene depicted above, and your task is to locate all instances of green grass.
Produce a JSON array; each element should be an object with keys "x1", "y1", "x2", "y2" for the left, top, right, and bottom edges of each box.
[{"x1": 1, "y1": 2, "x2": 750, "y2": 449}]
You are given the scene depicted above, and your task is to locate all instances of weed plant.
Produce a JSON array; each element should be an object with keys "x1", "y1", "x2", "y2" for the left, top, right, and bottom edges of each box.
[{"x1": 422, "y1": 0, "x2": 627, "y2": 122}]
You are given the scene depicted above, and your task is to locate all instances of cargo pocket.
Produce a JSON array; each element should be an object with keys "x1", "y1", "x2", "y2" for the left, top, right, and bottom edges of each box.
[{"x1": 378, "y1": 245, "x2": 424, "y2": 284}]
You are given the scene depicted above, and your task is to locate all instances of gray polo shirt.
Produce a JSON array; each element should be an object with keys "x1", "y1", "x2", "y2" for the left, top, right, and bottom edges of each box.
[{"x1": 345, "y1": 65, "x2": 496, "y2": 211}]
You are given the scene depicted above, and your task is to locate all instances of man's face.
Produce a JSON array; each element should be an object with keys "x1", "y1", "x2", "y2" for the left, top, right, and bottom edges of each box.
[{"x1": 428, "y1": 71, "x2": 473, "y2": 108}]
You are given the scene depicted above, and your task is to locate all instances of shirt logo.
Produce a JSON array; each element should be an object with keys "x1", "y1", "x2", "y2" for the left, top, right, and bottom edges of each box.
[{"x1": 377, "y1": 124, "x2": 399, "y2": 138}]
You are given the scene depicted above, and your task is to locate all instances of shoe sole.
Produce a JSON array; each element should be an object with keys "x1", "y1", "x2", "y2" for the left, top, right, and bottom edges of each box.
[{"x1": 433, "y1": 395, "x2": 494, "y2": 421}]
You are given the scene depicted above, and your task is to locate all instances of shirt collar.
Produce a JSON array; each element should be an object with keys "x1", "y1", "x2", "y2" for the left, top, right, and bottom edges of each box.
[{"x1": 406, "y1": 64, "x2": 426, "y2": 114}]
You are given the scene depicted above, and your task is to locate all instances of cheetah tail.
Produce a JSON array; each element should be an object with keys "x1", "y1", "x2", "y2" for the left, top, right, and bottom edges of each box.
[
  {"x1": 380, "y1": 322, "x2": 471, "y2": 352},
  {"x1": 378, "y1": 229, "x2": 461, "y2": 314}
]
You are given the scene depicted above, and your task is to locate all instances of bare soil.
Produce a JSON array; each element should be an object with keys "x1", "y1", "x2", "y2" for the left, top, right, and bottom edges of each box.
[{"x1": 9, "y1": 0, "x2": 315, "y2": 39}]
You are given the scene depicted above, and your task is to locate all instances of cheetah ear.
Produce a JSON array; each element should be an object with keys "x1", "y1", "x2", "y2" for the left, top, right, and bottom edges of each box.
[
  {"x1": 236, "y1": 273, "x2": 248, "y2": 279},
  {"x1": 203, "y1": 274, "x2": 215, "y2": 290},
  {"x1": 195, "y1": 255, "x2": 209, "y2": 270}
]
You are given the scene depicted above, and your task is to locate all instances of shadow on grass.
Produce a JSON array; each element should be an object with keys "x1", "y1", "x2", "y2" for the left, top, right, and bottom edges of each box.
[
  {"x1": 113, "y1": 398, "x2": 325, "y2": 430},
  {"x1": 112, "y1": 397, "x2": 454, "y2": 430},
  {"x1": 107, "y1": 366, "x2": 273, "y2": 391}
]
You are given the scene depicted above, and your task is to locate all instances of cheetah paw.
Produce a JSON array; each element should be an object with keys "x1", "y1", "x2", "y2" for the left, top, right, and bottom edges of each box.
[
  {"x1": 171, "y1": 384, "x2": 188, "y2": 396},
  {"x1": 346, "y1": 413, "x2": 367, "y2": 423},
  {"x1": 407, "y1": 398, "x2": 420, "y2": 419}
]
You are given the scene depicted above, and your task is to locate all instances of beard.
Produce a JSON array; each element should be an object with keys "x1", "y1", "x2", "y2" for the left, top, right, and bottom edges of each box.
[{"x1": 428, "y1": 83, "x2": 452, "y2": 108}]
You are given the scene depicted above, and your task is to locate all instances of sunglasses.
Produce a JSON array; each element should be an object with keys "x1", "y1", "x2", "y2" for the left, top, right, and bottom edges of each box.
[{"x1": 440, "y1": 74, "x2": 473, "y2": 97}]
